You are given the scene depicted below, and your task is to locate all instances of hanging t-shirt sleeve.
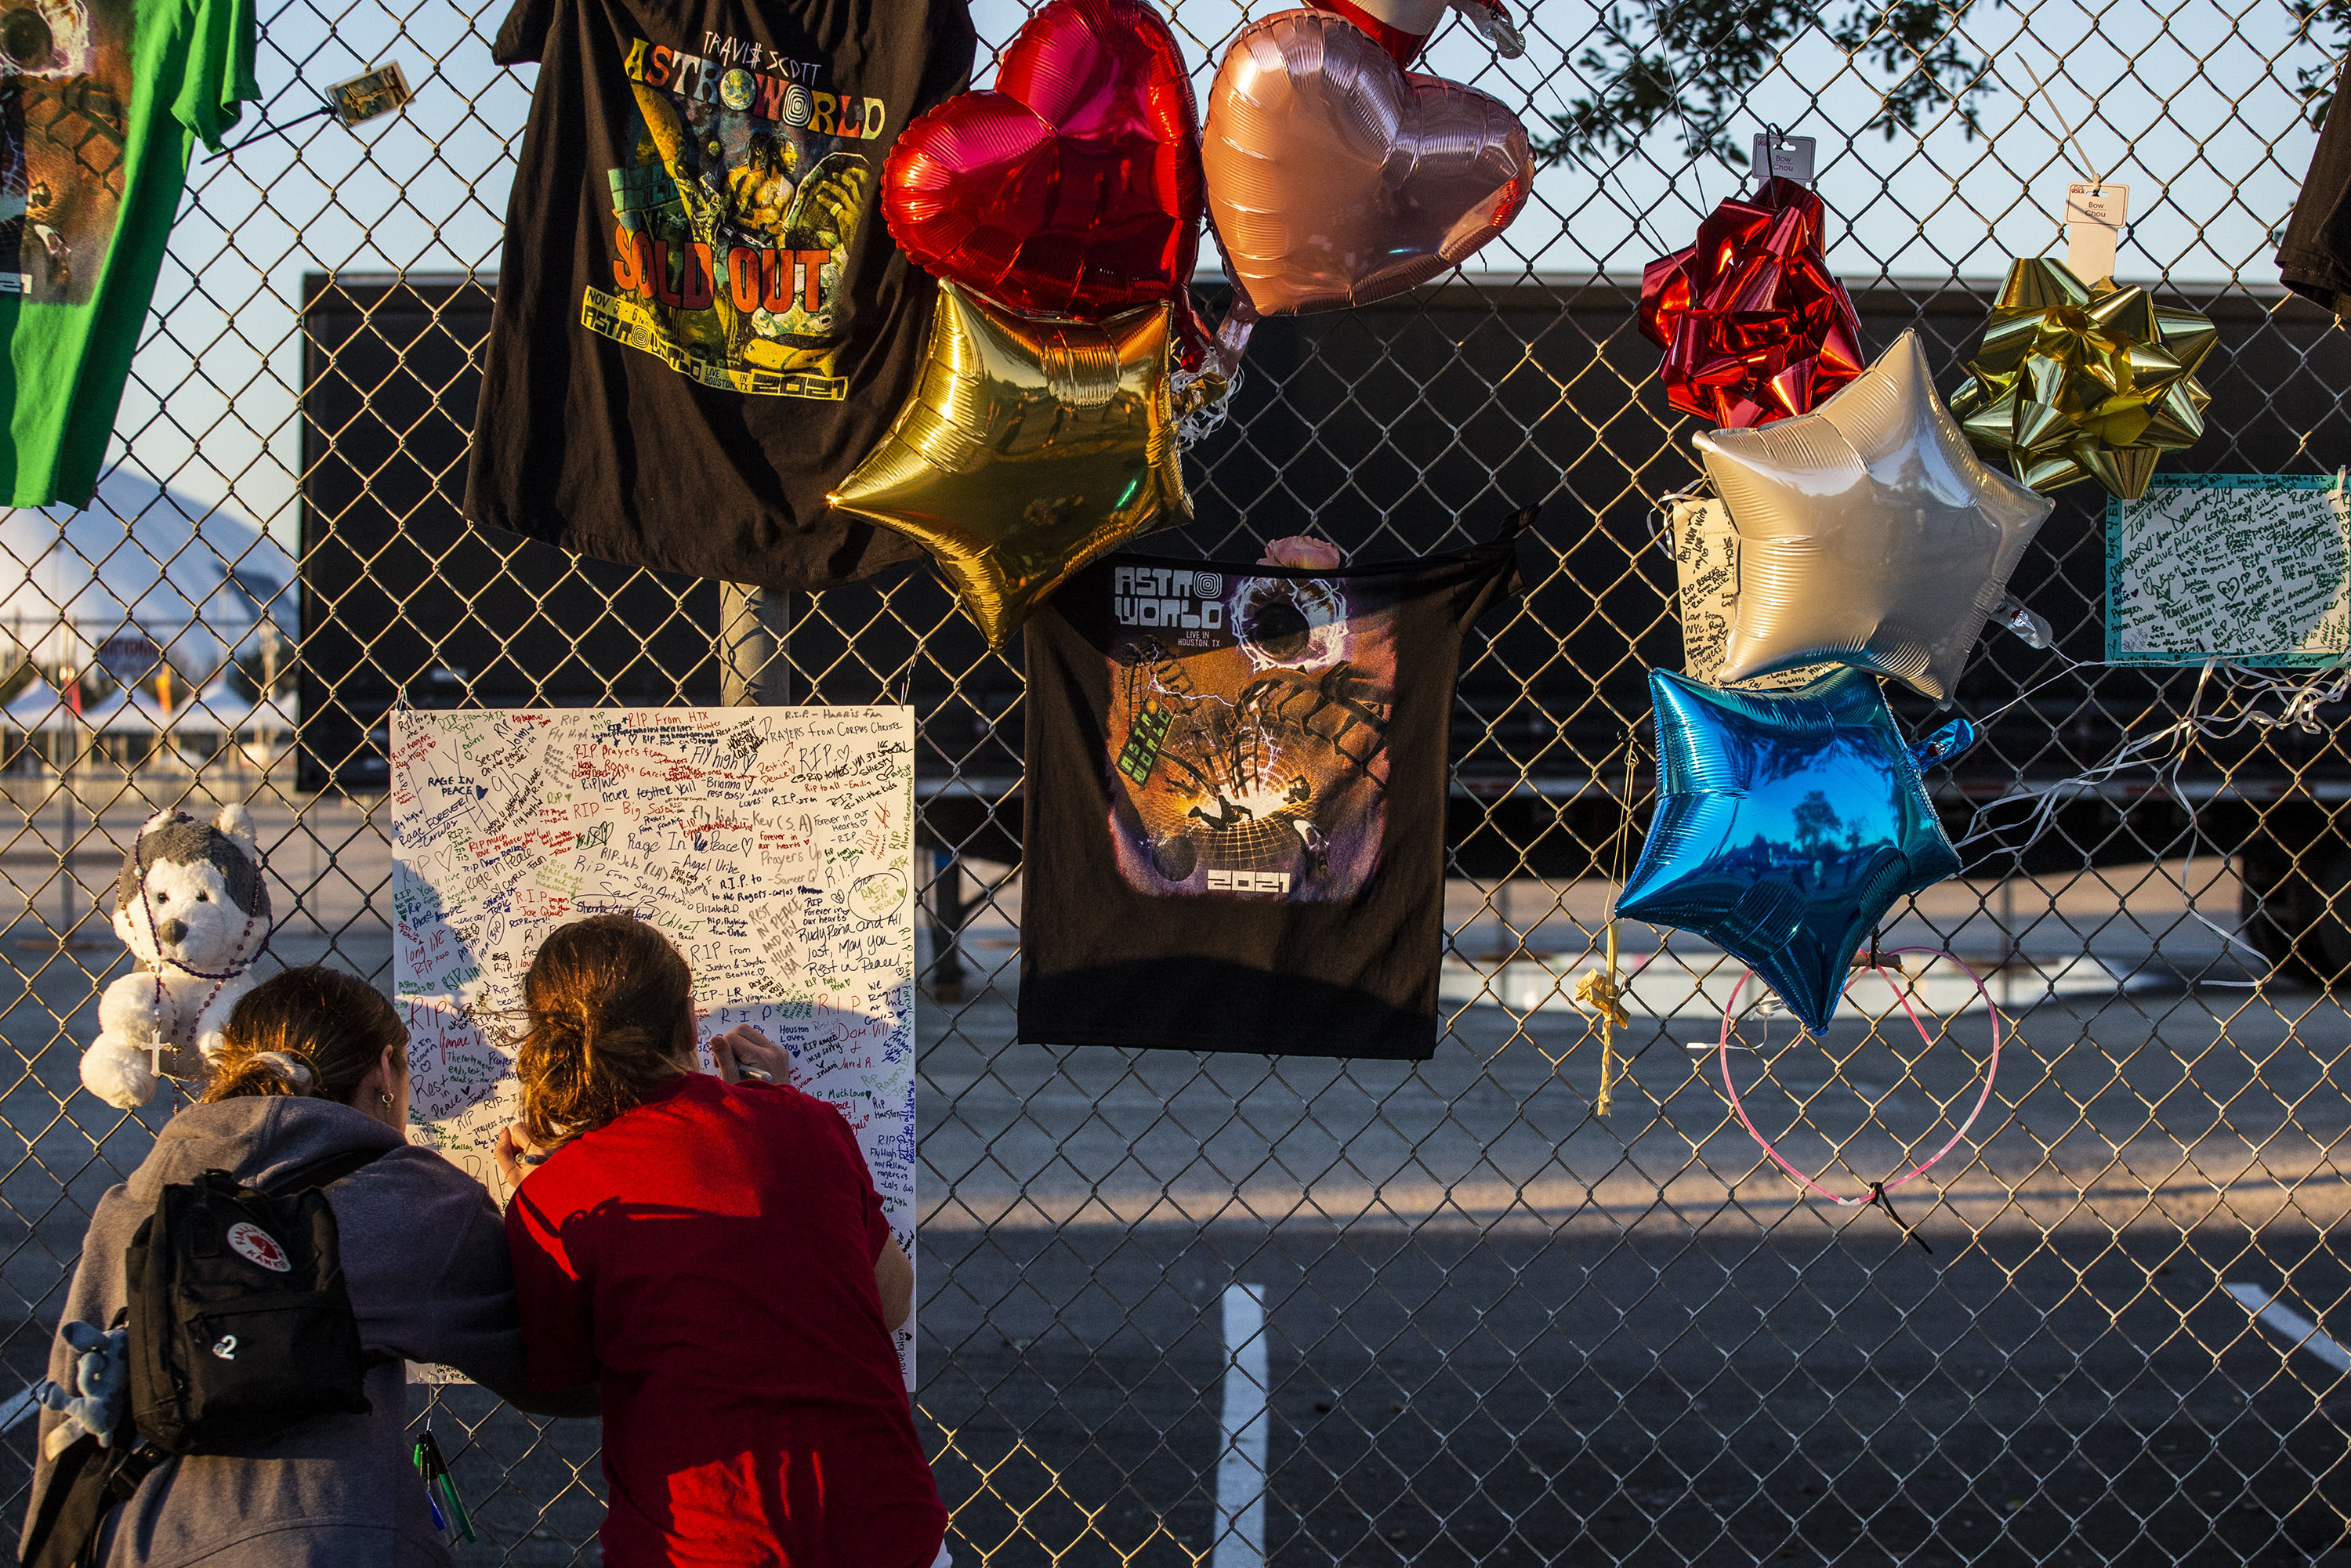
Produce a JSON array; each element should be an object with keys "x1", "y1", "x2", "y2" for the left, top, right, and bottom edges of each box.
[
  {"x1": 176, "y1": 0, "x2": 261, "y2": 154},
  {"x1": 504, "y1": 1181, "x2": 599, "y2": 1391},
  {"x1": 1454, "y1": 527, "x2": 1527, "y2": 630},
  {"x1": 491, "y1": 0, "x2": 561, "y2": 67},
  {"x1": 917, "y1": 5, "x2": 980, "y2": 109}
]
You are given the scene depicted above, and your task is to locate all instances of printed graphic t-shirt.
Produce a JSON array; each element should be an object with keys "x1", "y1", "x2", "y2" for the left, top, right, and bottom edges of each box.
[
  {"x1": 1020, "y1": 523, "x2": 1526, "y2": 1059},
  {"x1": 2, "y1": 0, "x2": 257, "y2": 506},
  {"x1": 505, "y1": 1073, "x2": 947, "y2": 1568},
  {"x1": 470, "y1": 0, "x2": 975, "y2": 588}
]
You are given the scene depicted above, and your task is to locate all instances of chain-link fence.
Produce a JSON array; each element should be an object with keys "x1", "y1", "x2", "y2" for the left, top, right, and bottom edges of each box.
[{"x1": 3, "y1": 0, "x2": 2351, "y2": 1561}]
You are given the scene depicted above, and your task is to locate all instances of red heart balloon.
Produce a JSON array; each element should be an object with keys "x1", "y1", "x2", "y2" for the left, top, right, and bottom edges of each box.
[{"x1": 882, "y1": 0, "x2": 1203, "y2": 320}]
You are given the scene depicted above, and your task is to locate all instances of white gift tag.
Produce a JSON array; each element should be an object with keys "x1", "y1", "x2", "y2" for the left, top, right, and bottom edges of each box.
[
  {"x1": 1751, "y1": 133, "x2": 1816, "y2": 185},
  {"x1": 2064, "y1": 182, "x2": 2128, "y2": 281}
]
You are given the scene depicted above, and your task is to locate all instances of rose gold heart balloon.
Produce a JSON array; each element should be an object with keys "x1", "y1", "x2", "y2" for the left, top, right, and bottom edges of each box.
[{"x1": 1202, "y1": 9, "x2": 1532, "y2": 317}]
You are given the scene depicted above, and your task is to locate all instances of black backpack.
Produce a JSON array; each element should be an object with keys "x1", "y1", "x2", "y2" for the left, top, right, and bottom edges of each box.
[{"x1": 24, "y1": 1146, "x2": 389, "y2": 1568}]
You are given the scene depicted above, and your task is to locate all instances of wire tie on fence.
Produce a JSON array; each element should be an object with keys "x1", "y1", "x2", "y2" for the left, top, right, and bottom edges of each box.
[
  {"x1": 1652, "y1": 485, "x2": 1712, "y2": 560},
  {"x1": 205, "y1": 103, "x2": 335, "y2": 161},
  {"x1": 1867, "y1": 1181, "x2": 1933, "y2": 1256},
  {"x1": 2014, "y1": 49, "x2": 2110, "y2": 190}
]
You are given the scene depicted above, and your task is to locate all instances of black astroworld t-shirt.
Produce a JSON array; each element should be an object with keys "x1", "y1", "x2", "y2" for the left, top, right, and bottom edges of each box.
[
  {"x1": 469, "y1": 0, "x2": 976, "y2": 589},
  {"x1": 1020, "y1": 524, "x2": 1527, "y2": 1059}
]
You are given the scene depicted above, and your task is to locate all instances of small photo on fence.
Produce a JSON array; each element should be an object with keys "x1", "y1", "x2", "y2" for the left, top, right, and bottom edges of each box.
[{"x1": 2106, "y1": 474, "x2": 2351, "y2": 666}]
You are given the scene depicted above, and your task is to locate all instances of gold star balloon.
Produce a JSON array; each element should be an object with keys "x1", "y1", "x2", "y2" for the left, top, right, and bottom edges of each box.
[
  {"x1": 1947, "y1": 256, "x2": 2216, "y2": 501},
  {"x1": 828, "y1": 283, "x2": 1189, "y2": 649}
]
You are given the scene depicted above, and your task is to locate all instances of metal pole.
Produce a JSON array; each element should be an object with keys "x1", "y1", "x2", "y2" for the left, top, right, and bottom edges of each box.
[
  {"x1": 62, "y1": 667, "x2": 76, "y2": 940},
  {"x1": 53, "y1": 675, "x2": 79, "y2": 951},
  {"x1": 34, "y1": 669, "x2": 107, "y2": 954},
  {"x1": 2000, "y1": 873, "x2": 2016, "y2": 964},
  {"x1": 59, "y1": 788, "x2": 71, "y2": 940},
  {"x1": 1998, "y1": 872, "x2": 2018, "y2": 1012},
  {"x1": 927, "y1": 847, "x2": 966, "y2": 1000},
  {"x1": 717, "y1": 583, "x2": 793, "y2": 707}
]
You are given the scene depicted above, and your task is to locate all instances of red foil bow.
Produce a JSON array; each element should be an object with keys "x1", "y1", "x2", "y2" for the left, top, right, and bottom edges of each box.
[{"x1": 1639, "y1": 177, "x2": 1866, "y2": 429}]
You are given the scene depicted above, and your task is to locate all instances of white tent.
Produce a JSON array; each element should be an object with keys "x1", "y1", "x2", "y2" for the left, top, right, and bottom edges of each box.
[
  {"x1": 3, "y1": 679, "x2": 71, "y2": 733},
  {"x1": 0, "y1": 467, "x2": 297, "y2": 692},
  {"x1": 78, "y1": 689, "x2": 168, "y2": 735},
  {"x1": 159, "y1": 683, "x2": 293, "y2": 739},
  {"x1": 4, "y1": 678, "x2": 284, "y2": 736}
]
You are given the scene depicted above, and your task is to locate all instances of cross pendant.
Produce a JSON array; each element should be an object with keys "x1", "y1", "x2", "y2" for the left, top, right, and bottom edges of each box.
[{"x1": 147, "y1": 1035, "x2": 169, "y2": 1077}]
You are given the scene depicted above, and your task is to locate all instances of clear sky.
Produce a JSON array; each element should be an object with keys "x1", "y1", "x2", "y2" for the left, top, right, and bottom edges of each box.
[{"x1": 37, "y1": 0, "x2": 2338, "y2": 547}]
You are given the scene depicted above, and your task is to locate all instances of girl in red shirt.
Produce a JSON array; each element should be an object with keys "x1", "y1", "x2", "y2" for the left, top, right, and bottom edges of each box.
[{"x1": 496, "y1": 914, "x2": 945, "y2": 1568}]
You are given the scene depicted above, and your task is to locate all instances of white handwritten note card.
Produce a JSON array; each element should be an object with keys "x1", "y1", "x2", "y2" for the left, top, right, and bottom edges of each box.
[
  {"x1": 2108, "y1": 476, "x2": 2351, "y2": 666},
  {"x1": 390, "y1": 706, "x2": 919, "y2": 1383}
]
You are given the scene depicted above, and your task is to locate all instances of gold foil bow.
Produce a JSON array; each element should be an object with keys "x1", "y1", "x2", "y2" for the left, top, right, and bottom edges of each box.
[{"x1": 1947, "y1": 257, "x2": 2215, "y2": 501}]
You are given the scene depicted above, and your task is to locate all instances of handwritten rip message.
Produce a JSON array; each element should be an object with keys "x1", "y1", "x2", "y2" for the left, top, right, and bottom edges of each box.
[
  {"x1": 390, "y1": 707, "x2": 919, "y2": 1382},
  {"x1": 1670, "y1": 498, "x2": 1831, "y2": 690},
  {"x1": 2107, "y1": 476, "x2": 2351, "y2": 666}
]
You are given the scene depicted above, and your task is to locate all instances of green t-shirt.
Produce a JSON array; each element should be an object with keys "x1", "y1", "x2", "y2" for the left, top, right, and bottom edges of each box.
[{"x1": 1, "y1": 0, "x2": 257, "y2": 507}]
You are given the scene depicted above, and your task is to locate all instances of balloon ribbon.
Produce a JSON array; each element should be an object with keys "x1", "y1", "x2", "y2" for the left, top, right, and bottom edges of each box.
[
  {"x1": 1578, "y1": 740, "x2": 1641, "y2": 1116},
  {"x1": 1717, "y1": 948, "x2": 2007, "y2": 1261},
  {"x1": 1574, "y1": 958, "x2": 1629, "y2": 1117}
]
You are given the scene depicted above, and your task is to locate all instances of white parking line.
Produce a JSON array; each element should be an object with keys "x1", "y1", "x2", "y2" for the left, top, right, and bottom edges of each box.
[
  {"x1": 1213, "y1": 1283, "x2": 1268, "y2": 1568},
  {"x1": 2225, "y1": 1282, "x2": 2351, "y2": 1374}
]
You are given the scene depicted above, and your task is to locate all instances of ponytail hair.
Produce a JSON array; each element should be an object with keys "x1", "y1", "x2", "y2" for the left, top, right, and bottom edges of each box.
[
  {"x1": 203, "y1": 966, "x2": 406, "y2": 1105},
  {"x1": 515, "y1": 914, "x2": 695, "y2": 1144}
]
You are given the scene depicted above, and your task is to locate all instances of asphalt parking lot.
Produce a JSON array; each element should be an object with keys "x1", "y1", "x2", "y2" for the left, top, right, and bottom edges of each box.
[{"x1": 915, "y1": 971, "x2": 2351, "y2": 1567}]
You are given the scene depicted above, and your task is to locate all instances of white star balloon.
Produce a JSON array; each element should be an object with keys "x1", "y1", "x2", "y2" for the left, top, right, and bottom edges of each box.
[{"x1": 1694, "y1": 329, "x2": 2055, "y2": 704}]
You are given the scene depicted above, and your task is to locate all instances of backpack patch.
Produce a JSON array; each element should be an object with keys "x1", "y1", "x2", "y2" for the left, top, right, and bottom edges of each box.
[{"x1": 225, "y1": 1222, "x2": 290, "y2": 1273}]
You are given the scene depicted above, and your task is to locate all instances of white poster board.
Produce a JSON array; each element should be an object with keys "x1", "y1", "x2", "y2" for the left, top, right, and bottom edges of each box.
[
  {"x1": 389, "y1": 706, "x2": 918, "y2": 1382},
  {"x1": 2107, "y1": 476, "x2": 2351, "y2": 666}
]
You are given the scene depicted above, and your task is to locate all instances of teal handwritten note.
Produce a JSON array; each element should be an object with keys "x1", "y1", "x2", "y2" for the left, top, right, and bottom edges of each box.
[{"x1": 2107, "y1": 476, "x2": 2351, "y2": 666}]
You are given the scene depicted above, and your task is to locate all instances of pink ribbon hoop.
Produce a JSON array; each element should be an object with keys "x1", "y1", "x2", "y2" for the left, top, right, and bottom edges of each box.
[{"x1": 1717, "y1": 947, "x2": 2003, "y2": 1235}]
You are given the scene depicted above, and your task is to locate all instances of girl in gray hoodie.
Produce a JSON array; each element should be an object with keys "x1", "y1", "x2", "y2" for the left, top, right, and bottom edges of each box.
[{"x1": 20, "y1": 966, "x2": 534, "y2": 1567}]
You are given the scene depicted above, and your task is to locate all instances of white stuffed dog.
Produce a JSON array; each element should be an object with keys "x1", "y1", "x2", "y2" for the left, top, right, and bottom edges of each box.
[{"x1": 82, "y1": 806, "x2": 272, "y2": 1110}]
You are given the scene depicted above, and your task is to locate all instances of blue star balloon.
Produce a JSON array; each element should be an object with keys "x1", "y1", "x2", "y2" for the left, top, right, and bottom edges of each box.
[{"x1": 1617, "y1": 666, "x2": 1974, "y2": 1031}]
